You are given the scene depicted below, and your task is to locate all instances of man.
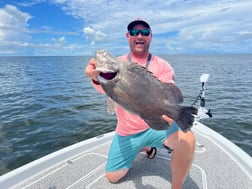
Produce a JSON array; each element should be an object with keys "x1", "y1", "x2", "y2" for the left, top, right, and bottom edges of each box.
[{"x1": 85, "y1": 19, "x2": 195, "y2": 189}]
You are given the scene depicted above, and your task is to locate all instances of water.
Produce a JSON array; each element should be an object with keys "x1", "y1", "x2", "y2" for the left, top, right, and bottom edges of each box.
[{"x1": 0, "y1": 55, "x2": 251, "y2": 176}]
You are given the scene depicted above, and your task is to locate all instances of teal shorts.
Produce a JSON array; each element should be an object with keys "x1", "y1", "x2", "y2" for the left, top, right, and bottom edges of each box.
[{"x1": 105, "y1": 122, "x2": 179, "y2": 172}]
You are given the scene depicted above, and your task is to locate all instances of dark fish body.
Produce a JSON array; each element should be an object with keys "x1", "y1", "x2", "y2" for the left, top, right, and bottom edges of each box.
[{"x1": 95, "y1": 49, "x2": 198, "y2": 132}]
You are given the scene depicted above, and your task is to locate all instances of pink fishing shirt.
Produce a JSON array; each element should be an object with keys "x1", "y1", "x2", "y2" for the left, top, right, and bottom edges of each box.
[{"x1": 92, "y1": 54, "x2": 175, "y2": 136}]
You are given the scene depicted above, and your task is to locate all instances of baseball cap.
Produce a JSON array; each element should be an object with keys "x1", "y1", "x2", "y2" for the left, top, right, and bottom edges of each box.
[{"x1": 127, "y1": 18, "x2": 151, "y2": 30}]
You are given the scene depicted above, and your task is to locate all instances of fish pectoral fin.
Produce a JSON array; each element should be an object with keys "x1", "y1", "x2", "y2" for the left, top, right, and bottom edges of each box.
[{"x1": 144, "y1": 118, "x2": 170, "y2": 130}]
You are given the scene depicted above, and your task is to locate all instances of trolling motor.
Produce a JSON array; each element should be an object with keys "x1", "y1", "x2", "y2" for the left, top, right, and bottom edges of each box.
[{"x1": 192, "y1": 74, "x2": 212, "y2": 120}]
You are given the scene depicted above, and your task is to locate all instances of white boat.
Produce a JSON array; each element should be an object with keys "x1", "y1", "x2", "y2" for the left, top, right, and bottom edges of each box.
[
  {"x1": 0, "y1": 74, "x2": 251, "y2": 189},
  {"x1": 0, "y1": 121, "x2": 251, "y2": 189}
]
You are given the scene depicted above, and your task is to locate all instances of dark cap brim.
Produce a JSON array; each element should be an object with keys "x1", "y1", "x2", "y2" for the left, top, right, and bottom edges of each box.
[{"x1": 127, "y1": 20, "x2": 151, "y2": 30}]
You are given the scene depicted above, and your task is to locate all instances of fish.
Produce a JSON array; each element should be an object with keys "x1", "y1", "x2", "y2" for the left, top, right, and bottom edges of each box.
[{"x1": 95, "y1": 49, "x2": 198, "y2": 132}]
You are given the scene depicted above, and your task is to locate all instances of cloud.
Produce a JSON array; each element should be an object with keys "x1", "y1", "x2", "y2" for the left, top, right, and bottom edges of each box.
[
  {"x1": 52, "y1": 36, "x2": 66, "y2": 46},
  {"x1": 0, "y1": 4, "x2": 84, "y2": 56},
  {"x1": 0, "y1": 4, "x2": 32, "y2": 42},
  {"x1": 52, "y1": 0, "x2": 252, "y2": 54},
  {"x1": 148, "y1": 0, "x2": 252, "y2": 54},
  {"x1": 83, "y1": 26, "x2": 107, "y2": 45},
  {"x1": 1, "y1": 0, "x2": 252, "y2": 55},
  {"x1": 0, "y1": 4, "x2": 33, "y2": 55}
]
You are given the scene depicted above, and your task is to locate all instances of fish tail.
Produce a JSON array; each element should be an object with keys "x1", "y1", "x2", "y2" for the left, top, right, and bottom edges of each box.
[{"x1": 176, "y1": 106, "x2": 198, "y2": 132}]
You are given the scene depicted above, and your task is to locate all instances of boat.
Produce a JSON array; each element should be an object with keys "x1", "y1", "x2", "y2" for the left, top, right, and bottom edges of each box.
[{"x1": 0, "y1": 74, "x2": 251, "y2": 189}]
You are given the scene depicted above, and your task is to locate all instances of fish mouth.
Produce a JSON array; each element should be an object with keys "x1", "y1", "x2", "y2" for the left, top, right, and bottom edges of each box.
[
  {"x1": 99, "y1": 72, "x2": 117, "y2": 80},
  {"x1": 96, "y1": 67, "x2": 118, "y2": 82}
]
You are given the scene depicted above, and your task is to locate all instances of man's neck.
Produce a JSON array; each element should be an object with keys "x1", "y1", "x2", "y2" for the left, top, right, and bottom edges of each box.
[{"x1": 130, "y1": 52, "x2": 149, "y2": 59}]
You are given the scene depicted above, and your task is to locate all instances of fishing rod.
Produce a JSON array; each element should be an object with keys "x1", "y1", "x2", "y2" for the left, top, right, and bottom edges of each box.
[{"x1": 192, "y1": 73, "x2": 212, "y2": 120}]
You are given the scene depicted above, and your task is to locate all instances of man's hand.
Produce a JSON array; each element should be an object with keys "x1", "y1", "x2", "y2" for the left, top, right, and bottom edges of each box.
[
  {"x1": 162, "y1": 115, "x2": 174, "y2": 125},
  {"x1": 85, "y1": 58, "x2": 100, "y2": 81}
]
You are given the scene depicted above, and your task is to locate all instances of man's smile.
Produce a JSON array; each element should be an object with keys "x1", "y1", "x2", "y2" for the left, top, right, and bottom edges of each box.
[{"x1": 135, "y1": 41, "x2": 144, "y2": 44}]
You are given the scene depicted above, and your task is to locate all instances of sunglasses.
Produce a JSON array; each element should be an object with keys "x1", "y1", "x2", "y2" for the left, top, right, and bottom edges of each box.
[{"x1": 128, "y1": 29, "x2": 151, "y2": 36}]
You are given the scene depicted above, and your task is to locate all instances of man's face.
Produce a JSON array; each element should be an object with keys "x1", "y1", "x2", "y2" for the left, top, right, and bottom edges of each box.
[{"x1": 126, "y1": 24, "x2": 152, "y2": 56}]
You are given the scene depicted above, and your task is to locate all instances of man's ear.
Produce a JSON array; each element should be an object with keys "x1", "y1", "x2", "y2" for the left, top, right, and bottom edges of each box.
[{"x1": 126, "y1": 32, "x2": 130, "y2": 38}]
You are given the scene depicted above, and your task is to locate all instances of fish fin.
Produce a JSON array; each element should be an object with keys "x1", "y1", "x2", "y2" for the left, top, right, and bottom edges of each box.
[
  {"x1": 162, "y1": 83, "x2": 183, "y2": 104},
  {"x1": 176, "y1": 106, "x2": 198, "y2": 132},
  {"x1": 144, "y1": 118, "x2": 170, "y2": 130}
]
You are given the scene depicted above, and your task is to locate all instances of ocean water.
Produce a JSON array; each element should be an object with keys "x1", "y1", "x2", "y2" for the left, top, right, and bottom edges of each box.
[{"x1": 0, "y1": 54, "x2": 251, "y2": 176}]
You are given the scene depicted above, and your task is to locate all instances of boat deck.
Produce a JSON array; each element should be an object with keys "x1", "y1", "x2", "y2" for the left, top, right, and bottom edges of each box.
[{"x1": 0, "y1": 122, "x2": 251, "y2": 189}]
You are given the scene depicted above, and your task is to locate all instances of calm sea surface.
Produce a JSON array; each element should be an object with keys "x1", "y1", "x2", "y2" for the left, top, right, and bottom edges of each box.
[{"x1": 0, "y1": 55, "x2": 251, "y2": 175}]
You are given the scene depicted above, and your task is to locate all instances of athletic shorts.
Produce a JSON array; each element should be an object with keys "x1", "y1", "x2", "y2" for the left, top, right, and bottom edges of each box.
[{"x1": 105, "y1": 122, "x2": 179, "y2": 172}]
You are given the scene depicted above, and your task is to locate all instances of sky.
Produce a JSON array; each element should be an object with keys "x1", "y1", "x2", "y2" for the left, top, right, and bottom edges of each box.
[{"x1": 0, "y1": 0, "x2": 251, "y2": 56}]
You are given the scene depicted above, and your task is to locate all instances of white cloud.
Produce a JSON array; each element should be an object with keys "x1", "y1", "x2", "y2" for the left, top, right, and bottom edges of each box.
[
  {"x1": 52, "y1": 36, "x2": 66, "y2": 46},
  {"x1": 1, "y1": 0, "x2": 252, "y2": 55},
  {"x1": 0, "y1": 4, "x2": 33, "y2": 55},
  {"x1": 0, "y1": 4, "x2": 84, "y2": 56},
  {"x1": 52, "y1": 0, "x2": 252, "y2": 54},
  {"x1": 0, "y1": 4, "x2": 31, "y2": 42},
  {"x1": 83, "y1": 26, "x2": 107, "y2": 45},
  {"x1": 59, "y1": 36, "x2": 66, "y2": 43}
]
